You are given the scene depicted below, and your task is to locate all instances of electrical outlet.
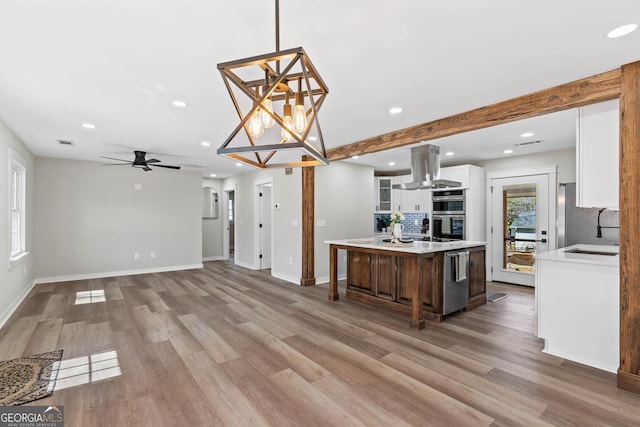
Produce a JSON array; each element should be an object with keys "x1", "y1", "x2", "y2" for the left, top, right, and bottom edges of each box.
[
  {"x1": 150, "y1": 252, "x2": 155, "y2": 259},
  {"x1": 289, "y1": 257, "x2": 293, "y2": 265},
  {"x1": 134, "y1": 184, "x2": 142, "y2": 190},
  {"x1": 134, "y1": 252, "x2": 140, "y2": 260},
  {"x1": 414, "y1": 219, "x2": 418, "y2": 225}
]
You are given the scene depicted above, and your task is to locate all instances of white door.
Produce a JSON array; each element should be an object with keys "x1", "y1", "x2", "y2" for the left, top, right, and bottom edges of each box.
[
  {"x1": 490, "y1": 174, "x2": 550, "y2": 286},
  {"x1": 259, "y1": 184, "x2": 272, "y2": 269}
]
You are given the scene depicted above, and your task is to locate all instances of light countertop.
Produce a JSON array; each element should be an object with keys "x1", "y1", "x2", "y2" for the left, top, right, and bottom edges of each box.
[
  {"x1": 324, "y1": 238, "x2": 486, "y2": 254},
  {"x1": 536, "y1": 244, "x2": 619, "y2": 267}
]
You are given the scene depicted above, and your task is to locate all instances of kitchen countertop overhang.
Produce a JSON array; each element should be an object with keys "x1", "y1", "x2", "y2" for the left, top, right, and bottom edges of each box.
[
  {"x1": 536, "y1": 244, "x2": 619, "y2": 267},
  {"x1": 324, "y1": 238, "x2": 486, "y2": 254}
]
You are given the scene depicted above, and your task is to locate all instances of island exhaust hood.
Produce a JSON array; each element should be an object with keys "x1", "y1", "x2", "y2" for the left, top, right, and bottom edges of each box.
[{"x1": 392, "y1": 144, "x2": 461, "y2": 190}]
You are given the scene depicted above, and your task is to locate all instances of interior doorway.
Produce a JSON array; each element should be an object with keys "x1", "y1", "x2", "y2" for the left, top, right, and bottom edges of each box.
[
  {"x1": 224, "y1": 189, "x2": 235, "y2": 261},
  {"x1": 257, "y1": 183, "x2": 272, "y2": 270},
  {"x1": 489, "y1": 171, "x2": 555, "y2": 286}
]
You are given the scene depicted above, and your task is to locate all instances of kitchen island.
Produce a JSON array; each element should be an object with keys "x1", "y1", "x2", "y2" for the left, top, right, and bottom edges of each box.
[
  {"x1": 536, "y1": 244, "x2": 620, "y2": 372},
  {"x1": 325, "y1": 238, "x2": 487, "y2": 329}
]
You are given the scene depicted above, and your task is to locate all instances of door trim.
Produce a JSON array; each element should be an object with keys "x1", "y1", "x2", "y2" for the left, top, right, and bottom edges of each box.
[
  {"x1": 223, "y1": 186, "x2": 236, "y2": 262},
  {"x1": 254, "y1": 178, "x2": 273, "y2": 270},
  {"x1": 486, "y1": 166, "x2": 557, "y2": 283}
]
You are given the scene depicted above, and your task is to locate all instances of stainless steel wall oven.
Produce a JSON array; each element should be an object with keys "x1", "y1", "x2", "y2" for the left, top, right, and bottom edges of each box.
[
  {"x1": 432, "y1": 189, "x2": 465, "y2": 214},
  {"x1": 432, "y1": 189, "x2": 465, "y2": 240},
  {"x1": 432, "y1": 214, "x2": 465, "y2": 240}
]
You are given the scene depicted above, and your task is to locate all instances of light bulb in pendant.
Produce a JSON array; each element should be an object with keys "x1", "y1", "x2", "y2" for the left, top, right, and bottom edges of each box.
[
  {"x1": 249, "y1": 108, "x2": 264, "y2": 138},
  {"x1": 293, "y1": 91, "x2": 307, "y2": 134},
  {"x1": 261, "y1": 86, "x2": 275, "y2": 129},
  {"x1": 281, "y1": 103, "x2": 294, "y2": 141}
]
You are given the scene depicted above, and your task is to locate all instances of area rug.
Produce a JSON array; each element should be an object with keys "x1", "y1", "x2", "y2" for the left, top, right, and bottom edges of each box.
[
  {"x1": 0, "y1": 349, "x2": 63, "y2": 406},
  {"x1": 487, "y1": 292, "x2": 509, "y2": 302}
]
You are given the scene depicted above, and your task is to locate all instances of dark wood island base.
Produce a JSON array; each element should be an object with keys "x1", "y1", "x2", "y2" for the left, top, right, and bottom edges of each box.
[{"x1": 328, "y1": 241, "x2": 486, "y2": 329}]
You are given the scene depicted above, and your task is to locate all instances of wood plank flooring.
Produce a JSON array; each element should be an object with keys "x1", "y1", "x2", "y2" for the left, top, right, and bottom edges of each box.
[{"x1": 1, "y1": 262, "x2": 639, "y2": 426}]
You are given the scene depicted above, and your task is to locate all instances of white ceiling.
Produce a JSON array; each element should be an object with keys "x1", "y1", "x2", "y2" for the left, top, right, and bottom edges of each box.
[{"x1": 0, "y1": 1, "x2": 638, "y2": 177}]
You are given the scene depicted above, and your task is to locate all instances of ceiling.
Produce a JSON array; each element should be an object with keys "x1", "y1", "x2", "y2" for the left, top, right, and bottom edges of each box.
[{"x1": 0, "y1": 1, "x2": 638, "y2": 177}]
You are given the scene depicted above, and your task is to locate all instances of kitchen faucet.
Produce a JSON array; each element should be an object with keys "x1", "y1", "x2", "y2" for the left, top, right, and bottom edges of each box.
[{"x1": 596, "y1": 207, "x2": 619, "y2": 238}]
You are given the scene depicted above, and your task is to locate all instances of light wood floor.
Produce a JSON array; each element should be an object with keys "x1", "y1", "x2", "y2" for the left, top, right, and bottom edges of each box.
[{"x1": 2, "y1": 261, "x2": 640, "y2": 426}]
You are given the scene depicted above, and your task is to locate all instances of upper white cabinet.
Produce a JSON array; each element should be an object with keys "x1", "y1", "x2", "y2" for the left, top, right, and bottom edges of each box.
[
  {"x1": 576, "y1": 99, "x2": 619, "y2": 209},
  {"x1": 374, "y1": 177, "x2": 393, "y2": 212},
  {"x1": 397, "y1": 175, "x2": 431, "y2": 212},
  {"x1": 439, "y1": 165, "x2": 472, "y2": 189}
]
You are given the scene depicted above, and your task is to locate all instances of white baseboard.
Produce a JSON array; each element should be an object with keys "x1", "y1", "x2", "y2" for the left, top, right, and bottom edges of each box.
[
  {"x1": 233, "y1": 260, "x2": 257, "y2": 270},
  {"x1": 315, "y1": 274, "x2": 346, "y2": 285},
  {"x1": 0, "y1": 279, "x2": 36, "y2": 329},
  {"x1": 202, "y1": 256, "x2": 224, "y2": 262},
  {"x1": 270, "y1": 270, "x2": 301, "y2": 285},
  {"x1": 34, "y1": 263, "x2": 204, "y2": 284}
]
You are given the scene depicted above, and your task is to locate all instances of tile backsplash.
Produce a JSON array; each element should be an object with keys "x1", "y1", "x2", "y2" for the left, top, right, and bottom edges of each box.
[{"x1": 374, "y1": 212, "x2": 429, "y2": 234}]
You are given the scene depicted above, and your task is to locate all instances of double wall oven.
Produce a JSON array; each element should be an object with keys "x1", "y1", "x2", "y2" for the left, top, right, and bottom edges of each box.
[{"x1": 432, "y1": 189, "x2": 465, "y2": 241}]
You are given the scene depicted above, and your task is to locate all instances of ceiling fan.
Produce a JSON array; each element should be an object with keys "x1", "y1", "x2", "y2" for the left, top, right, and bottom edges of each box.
[{"x1": 101, "y1": 150, "x2": 181, "y2": 172}]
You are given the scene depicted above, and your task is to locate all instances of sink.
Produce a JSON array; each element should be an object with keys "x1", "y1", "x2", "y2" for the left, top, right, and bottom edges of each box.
[{"x1": 564, "y1": 248, "x2": 618, "y2": 256}]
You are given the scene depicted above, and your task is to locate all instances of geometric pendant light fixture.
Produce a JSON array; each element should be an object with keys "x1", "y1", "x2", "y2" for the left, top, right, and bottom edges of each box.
[{"x1": 217, "y1": 0, "x2": 329, "y2": 168}]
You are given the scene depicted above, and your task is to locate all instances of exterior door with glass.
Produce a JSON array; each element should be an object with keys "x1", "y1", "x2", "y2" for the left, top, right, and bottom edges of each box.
[{"x1": 490, "y1": 174, "x2": 550, "y2": 286}]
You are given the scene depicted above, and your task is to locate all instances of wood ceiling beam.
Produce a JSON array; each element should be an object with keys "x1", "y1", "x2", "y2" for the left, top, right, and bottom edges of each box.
[{"x1": 326, "y1": 68, "x2": 621, "y2": 161}]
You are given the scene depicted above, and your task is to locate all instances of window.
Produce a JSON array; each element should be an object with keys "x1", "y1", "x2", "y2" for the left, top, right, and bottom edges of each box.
[{"x1": 9, "y1": 149, "x2": 27, "y2": 266}]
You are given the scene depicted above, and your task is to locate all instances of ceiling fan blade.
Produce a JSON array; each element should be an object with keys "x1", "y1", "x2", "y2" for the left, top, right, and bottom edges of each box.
[
  {"x1": 101, "y1": 162, "x2": 133, "y2": 166},
  {"x1": 153, "y1": 164, "x2": 181, "y2": 170},
  {"x1": 146, "y1": 158, "x2": 161, "y2": 163},
  {"x1": 100, "y1": 156, "x2": 131, "y2": 162},
  {"x1": 143, "y1": 166, "x2": 153, "y2": 172}
]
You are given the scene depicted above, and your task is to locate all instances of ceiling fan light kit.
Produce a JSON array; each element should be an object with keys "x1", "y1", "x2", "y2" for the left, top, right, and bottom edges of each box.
[{"x1": 216, "y1": 0, "x2": 329, "y2": 169}]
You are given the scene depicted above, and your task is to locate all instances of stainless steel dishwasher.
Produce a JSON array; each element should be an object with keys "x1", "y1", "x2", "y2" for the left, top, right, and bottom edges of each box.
[{"x1": 443, "y1": 250, "x2": 470, "y2": 315}]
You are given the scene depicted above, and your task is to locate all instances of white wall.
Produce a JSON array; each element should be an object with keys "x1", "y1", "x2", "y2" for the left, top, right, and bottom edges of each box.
[
  {"x1": 222, "y1": 161, "x2": 374, "y2": 285},
  {"x1": 34, "y1": 157, "x2": 202, "y2": 282},
  {"x1": 315, "y1": 161, "x2": 374, "y2": 283},
  {"x1": 474, "y1": 147, "x2": 576, "y2": 183},
  {"x1": 223, "y1": 167, "x2": 302, "y2": 283},
  {"x1": 202, "y1": 178, "x2": 224, "y2": 261},
  {"x1": 0, "y1": 118, "x2": 35, "y2": 326}
]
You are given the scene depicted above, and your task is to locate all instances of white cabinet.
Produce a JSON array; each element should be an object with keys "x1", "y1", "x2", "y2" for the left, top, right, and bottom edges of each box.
[
  {"x1": 398, "y1": 175, "x2": 431, "y2": 212},
  {"x1": 536, "y1": 244, "x2": 619, "y2": 372},
  {"x1": 374, "y1": 177, "x2": 393, "y2": 212},
  {"x1": 576, "y1": 99, "x2": 619, "y2": 209},
  {"x1": 439, "y1": 165, "x2": 471, "y2": 189}
]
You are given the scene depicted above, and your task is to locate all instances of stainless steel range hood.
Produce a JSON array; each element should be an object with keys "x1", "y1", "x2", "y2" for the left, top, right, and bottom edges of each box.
[{"x1": 392, "y1": 144, "x2": 461, "y2": 190}]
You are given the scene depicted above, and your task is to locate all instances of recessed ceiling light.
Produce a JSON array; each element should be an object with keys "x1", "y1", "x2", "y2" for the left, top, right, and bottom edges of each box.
[
  {"x1": 388, "y1": 161, "x2": 396, "y2": 166},
  {"x1": 352, "y1": 155, "x2": 359, "y2": 159},
  {"x1": 607, "y1": 24, "x2": 638, "y2": 39},
  {"x1": 81, "y1": 123, "x2": 96, "y2": 129},
  {"x1": 209, "y1": 173, "x2": 217, "y2": 178},
  {"x1": 172, "y1": 100, "x2": 188, "y2": 108},
  {"x1": 504, "y1": 149, "x2": 514, "y2": 154},
  {"x1": 201, "y1": 141, "x2": 211, "y2": 147},
  {"x1": 520, "y1": 132, "x2": 534, "y2": 138},
  {"x1": 445, "y1": 151, "x2": 454, "y2": 156},
  {"x1": 389, "y1": 107, "x2": 403, "y2": 114},
  {"x1": 235, "y1": 162, "x2": 243, "y2": 167}
]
